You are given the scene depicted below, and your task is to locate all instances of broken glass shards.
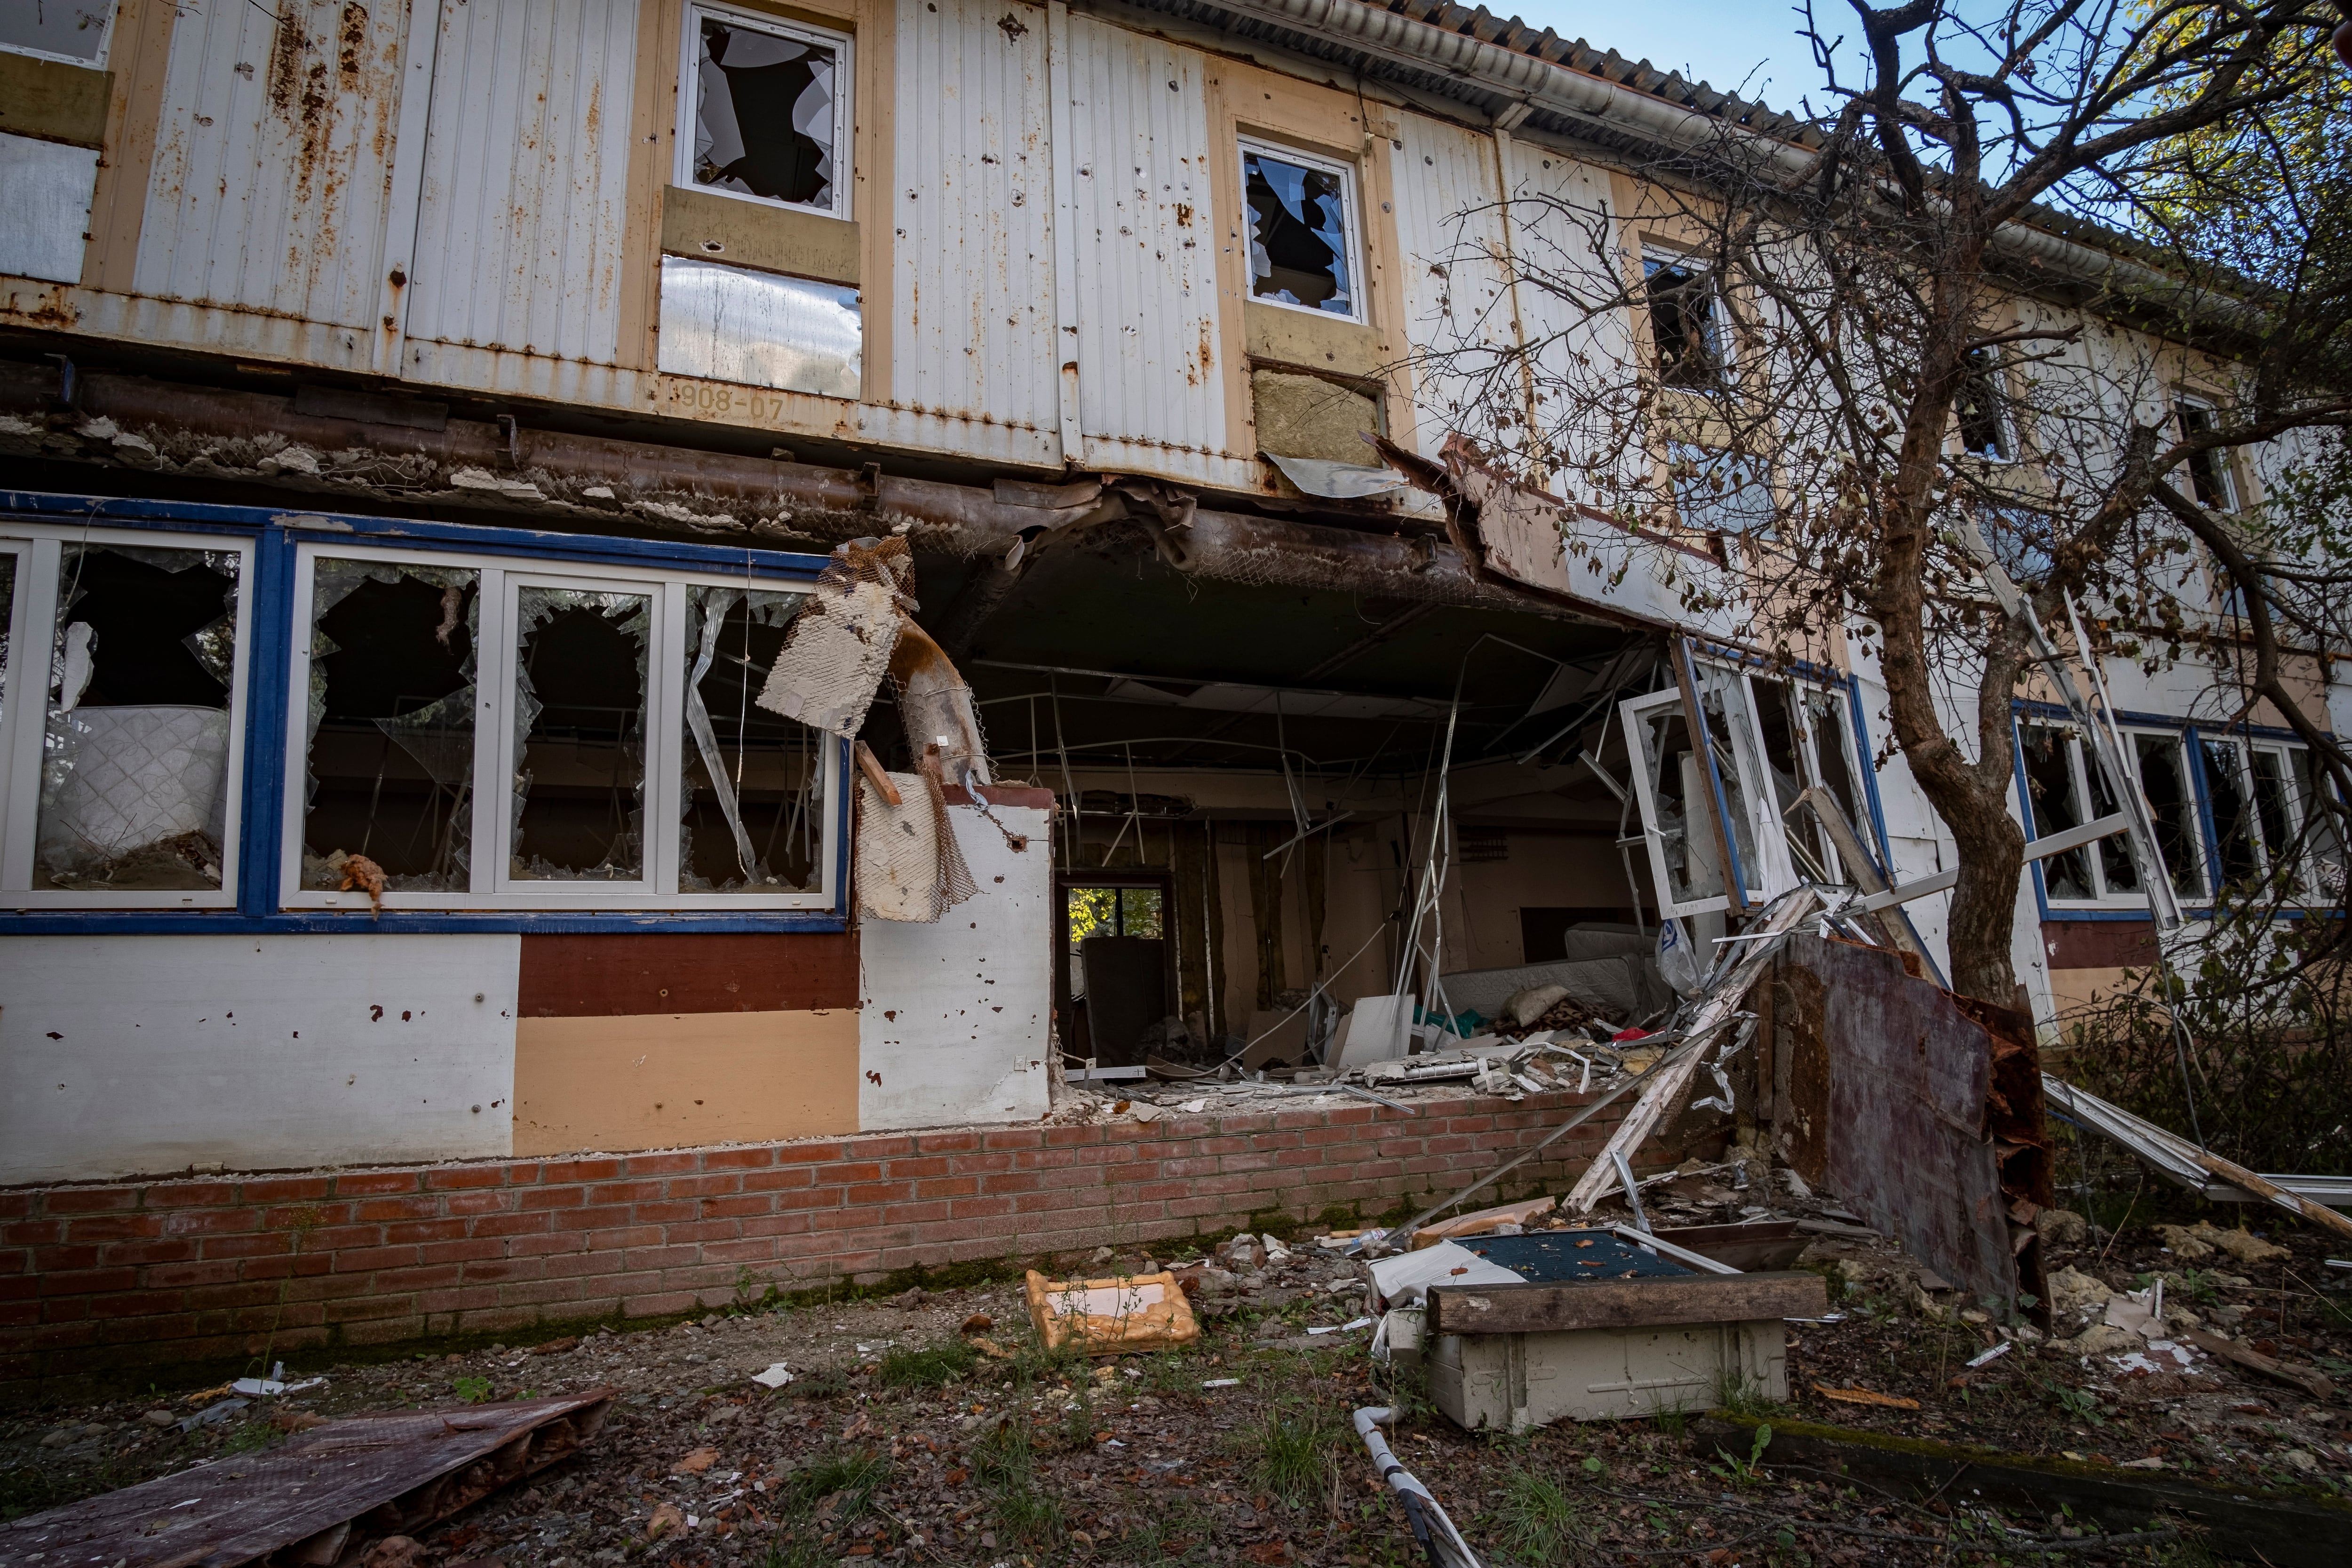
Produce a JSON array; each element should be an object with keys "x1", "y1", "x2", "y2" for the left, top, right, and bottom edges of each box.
[
  {"x1": 510, "y1": 586, "x2": 651, "y2": 883},
  {"x1": 1243, "y1": 144, "x2": 1356, "y2": 317},
  {"x1": 690, "y1": 12, "x2": 841, "y2": 212},
  {"x1": 301, "y1": 559, "x2": 479, "y2": 894},
  {"x1": 656, "y1": 257, "x2": 862, "y2": 398},
  {"x1": 35, "y1": 542, "x2": 240, "y2": 891},
  {"x1": 678, "y1": 586, "x2": 824, "y2": 892}
]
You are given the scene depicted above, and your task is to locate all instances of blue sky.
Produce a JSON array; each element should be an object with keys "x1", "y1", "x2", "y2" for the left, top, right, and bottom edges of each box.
[{"x1": 1506, "y1": 1, "x2": 1823, "y2": 108}]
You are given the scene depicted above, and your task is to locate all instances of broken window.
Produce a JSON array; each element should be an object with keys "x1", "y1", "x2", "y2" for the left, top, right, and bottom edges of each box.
[
  {"x1": 1242, "y1": 140, "x2": 1359, "y2": 319},
  {"x1": 1066, "y1": 885, "x2": 1163, "y2": 1000},
  {"x1": 2019, "y1": 723, "x2": 2095, "y2": 900},
  {"x1": 1953, "y1": 349, "x2": 2012, "y2": 460},
  {"x1": 2199, "y1": 736, "x2": 2264, "y2": 890},
  {"x1": 1643, "y1": 254, "x2": 1724, "y2": 390},
  {"x1": 35, "y1": 541, "x2": 241, "y2": 892},
  {"x1": 2132, "y1": 731, "x2": 2208, "y2": 901},
  {"x1": 2174, "y1": 403, "x2": 2238, "y2": 511},
  {"x1": 509, "y1": 585, "x2": 651, "y2": 883},
  {"x1": 1802, "y1": 685, "x2": 1872, "y2": 869},
  {"x1": 679, "y1": 585, "x2": 824, "y2": 893},
  {"x1": 1690, "y1": 662, "x2": 1771, "y2": 901},
  {"x1": 681, "y1": 4, "x2": 849, "y2": 215},
  {"x1": 300, "y1": 559, "x2": 479, "y2": 895},
  {"x1": 0, "y1": 1, "x2": 112, "y2": 64},
  {"x1": 1620, "y1": 687, "x2": 1727, "y2": 917}
]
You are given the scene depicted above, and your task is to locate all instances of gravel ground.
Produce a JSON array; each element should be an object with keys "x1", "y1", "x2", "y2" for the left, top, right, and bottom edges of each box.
[{"x1": 6, "y1": 1195, "x2": 2350, "y2": 1567}]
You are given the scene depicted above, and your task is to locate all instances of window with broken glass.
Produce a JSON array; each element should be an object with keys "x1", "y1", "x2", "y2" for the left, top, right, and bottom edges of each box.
[
  {"x1": 679, "y1": 3, "x2": 850, "y2": 218},
  {"x1": 282, "y1": 547, "x2": 833, "y2": 911},
  {"x1": 1953, "y1": 349, "x2": 2013, "y2": 461},
  {"x1": 0, "y1": 528, "x2": 252, "y2": 906},
  {"x1": 2015, "y1": 719, "x2": 2214, "y2": 908},
  {"x1": 1642, "y1": 253, "x2": 1726, "y2": 391},
  {"x1": 1240, "y1": 139, "x2": 1361, "y2": 320}
]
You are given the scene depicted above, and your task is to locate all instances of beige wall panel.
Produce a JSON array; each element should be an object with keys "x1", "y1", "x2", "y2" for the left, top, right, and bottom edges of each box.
[{"x1": 514, "y1": 1007, "x2": 859, "y2": 1155}]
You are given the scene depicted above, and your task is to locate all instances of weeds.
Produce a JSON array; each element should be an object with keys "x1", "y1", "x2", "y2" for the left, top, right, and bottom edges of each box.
[
  {"x1": 970, "y1": 1417, "x2": 1064, "y2": 1548},
  {"x1": 1712, "y1": 1367, "x2": 1787, "y2": 1419},
  {"x1": 221, "y1": 1421, "x2": 282, "y2": 1456},
  {"x1": 1492, "y1": 1466, "x2": 1593, "y2": 1566},
  {"x1": 1119, "y1": 1500, "x2": 1215, "y2": 1562},
  {"x1": 878, "y1": 1338, "x2": 977, "y2": 1390},
  {"x1": 451, "y1": 1375, "x2": 493, "y2": 1404},
  {"x1": 781, "y1": 1444, "x2": 890, "y2": 1520},
  {"x1": 1707, "y1": 1423, "x2": 1773, "y2": 1488},
  {"x1": 973, "y1": 1417, "x2": 1034, "y2": 1487},
  {"x1": 1242, "y1": 1402, "x2": 1345, "y2": 1505}
]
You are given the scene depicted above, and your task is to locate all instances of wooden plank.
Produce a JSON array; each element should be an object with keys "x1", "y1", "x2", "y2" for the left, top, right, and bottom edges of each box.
[
  {"x1": 2178, "y1": 1326, "x2": 2336, "y2": 1400},
  {"x1": 1426, "y1": 1269, "x2": 1825, "y2": 1335},
  {"x1": 2193, "y1": 1151, "x2": 2352, "y2": 1244},
  {"x1": 855, "y1": 739, "x2": 903, "y2": 805}
]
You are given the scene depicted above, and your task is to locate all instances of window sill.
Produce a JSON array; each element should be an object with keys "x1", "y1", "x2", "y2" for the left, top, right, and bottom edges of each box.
[
  {"x1": 662, "y1": 183, "x2": 861, "y2": 287},
  {"x1": 0, "y1": 909, "x2": 852, "y2": 935}
]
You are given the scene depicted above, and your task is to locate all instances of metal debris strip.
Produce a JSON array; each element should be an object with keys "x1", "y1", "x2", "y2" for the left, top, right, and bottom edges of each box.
[
  {"x1": 4, "y1": 1391, "x2": 612, "y2": 1568},
  {"x1": 2044, "y1": 1075, "x2": 2352, "y2": 1242},
  {"x1": 1353, "y1": 1407, "x2": 1484, "y2": 1568},
  {"x1": 1562, "y1": 886, "x2": 1825, "y2": 1212}
]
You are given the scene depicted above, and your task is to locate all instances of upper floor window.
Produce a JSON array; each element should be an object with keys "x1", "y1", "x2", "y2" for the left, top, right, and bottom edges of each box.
[
  {"x1": 2175, "y1": 402, "x2": 2239, "y2": 512},
  {"x1": 1240, "y1": 139, "x2": 1360, "y2": 321},
  {"x1": 1953, "y1": 349, "x2": 2012, "y2": 461},
  {"x1": 0, "y1": 1, "x2": 111, "y2": 65},
  {"x1": 1668, "y1": 444, "x2": 1773, "y2": 536},
  {"x1": 1642, "y1": 253, "x2": 1725, "y2": 392},
  {"x1": 680, "y1": 3, "x2": 852, "y2": 219}
]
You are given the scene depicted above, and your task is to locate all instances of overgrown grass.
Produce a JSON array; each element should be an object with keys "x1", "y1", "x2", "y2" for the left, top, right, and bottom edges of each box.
[
  {"x1": 970, "y1": 1417, "x2": 1065, "y2": 1548},
  {"x1": 878, "y1": 1337, "x2": 977, "y2": 1389},
  {"x1": 1241, "y1": 1402, "x2": 1347, "y2": 1505},
  {"x1": 1119, "y1": 1500, "x2": 1217, "y2": 1563},
  {"x1": 1491, "y1": 1466, "x2": 1593, "y2": 1567},
  {"x1": 781, "y1": 1444, "x2": 891, "y2": 1521},
  {"x1": 1712, "y1": 1367, "x2": 1788, "y2": 1419}
]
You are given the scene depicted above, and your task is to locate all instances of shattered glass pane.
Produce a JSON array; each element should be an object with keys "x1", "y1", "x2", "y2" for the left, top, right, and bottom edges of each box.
[
  {"x1": 1692, "y1": 665, "x2": 1765, "y2": 896},
  {"x1": 1803, "y1": 686, "x2": 1867, "y2": 868},
  {"x1": 1644, "y1": 256, "x2": 1723, "y2": 390},
  {"x1": 2291, "y1": 748, "x2": 2344, "y2": 900},
  {"x1": 1669, "y1": 444, "x2": 1773, "y2": 535},
  {"x1": 301, "y1": 559, "x2": 480, "y2": 894},
  {"x1": 35, "y1": 542, "x2": 240, "y2": 891},
  {"x1": 1243, "y1": 146, "x2": 1354, "y2": 316},
  {"x1": 512, "y1": 587, "x2": 651, "y2": 883},
  {"x1": 677, "y1": 585, "x2": 824, "y2": 893},
  {"x1": 2020, "y1": 724, "x2": 2093, "y2": 900},
  {"x1": 1954, "y1": 350, "x2": 2010, "y2": 460},
  {"x1": 2201, "y1": 737, "x2": 2263, "y2": 888},
  {"x1": 1637, "y1": 703, "x2": 1721, "y2": 907},
  {"x1": 2250, "y1": 748, "x2": 2296, "y2": 879},
  {"x1": 2083, "y1": 739, "x2": 2140, "y2": 894},
  {"x1": 691, "y1": 11, "x2": 839, "y2": 211},
  {"x1": 2133, "y1": 732, "x2": 2207, "y2": 900}
]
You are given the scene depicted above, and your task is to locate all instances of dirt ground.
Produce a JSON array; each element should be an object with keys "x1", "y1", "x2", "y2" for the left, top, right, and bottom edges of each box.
[{"x1": 5, "y1": 1184, "x2": 2349, "y2": 1567}]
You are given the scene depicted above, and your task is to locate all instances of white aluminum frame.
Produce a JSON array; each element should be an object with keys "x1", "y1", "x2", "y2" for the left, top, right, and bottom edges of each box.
[
  {"x1": 278, "y1": 542, "x2": 836, "y2": 912},
  {"x1": 0, "y1": 6, "x2": 115, "y2": 69},
  {"x1": 1237, "y1": 135, "x2": 1367, "y2": 324},
  {"x1": 0, "y1": 523, "x2": 255, "y2": 907},
  {"x1": 1640, "y1": 247, "x2": 1732, "y2": 390},
  {"x1": 675, "y1": 0, "x2": 855, "y2": 222},
  {"x1": 1618, "y1": 685, "x2": 1731, "y2": 920}
]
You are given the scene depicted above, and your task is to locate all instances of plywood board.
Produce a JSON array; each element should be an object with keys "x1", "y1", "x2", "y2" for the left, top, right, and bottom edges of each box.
[{"x1": 513, "y1": 1008, "x2": 858, "y2": 1154}]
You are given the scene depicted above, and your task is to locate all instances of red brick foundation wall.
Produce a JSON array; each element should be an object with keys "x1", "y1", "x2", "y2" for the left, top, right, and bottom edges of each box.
[{"x1": 0, "y1": 1090, "x2": 1631, "y2": 1401}]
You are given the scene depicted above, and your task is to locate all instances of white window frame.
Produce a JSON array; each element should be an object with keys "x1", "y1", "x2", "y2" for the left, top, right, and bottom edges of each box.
[
  {"x1": 2244, "y1": 738, "x2": 2320, "y2": 897},
  {"x1": 2016, "y1": 719, "x2": 2145, "y2": 910},
  {"x1": 0, "y1": 523, "x2": 255, "y2": 908},
  {"x1": 1237, "y1": 135, "x2": 1367, "y2": 325},
  {"x1": 1951, "y1": 348, "x2": 2017, "y2": 463},
  {"x1": 1619, "y1": 685, "x2": 1731, "y2": 921},
  {"x1": 0, "y1": 4, "x2": 115, "y2": 68},
  {"x1": 279, "y1": 542, "x2": 838, "y2": 913},
  {"x1": 675, "y1": 1, "x2": 855, "y2": 222},
  {"x1": 2122, "y1": 725, "x2": 2210, "y2": 906},
  {"x1": 2172, "y1": 398, "x2": 2240, "y2": 513}
]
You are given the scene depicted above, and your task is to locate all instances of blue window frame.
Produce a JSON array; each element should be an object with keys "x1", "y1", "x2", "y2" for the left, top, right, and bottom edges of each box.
[{"x1": 0, "y1": 492, "x2": 850, "y2": 933}]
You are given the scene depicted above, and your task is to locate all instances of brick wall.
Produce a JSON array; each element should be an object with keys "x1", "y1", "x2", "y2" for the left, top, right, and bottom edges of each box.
[{"x1": 0, "y1": 1090, "x2": 1631, "y2": 1401}]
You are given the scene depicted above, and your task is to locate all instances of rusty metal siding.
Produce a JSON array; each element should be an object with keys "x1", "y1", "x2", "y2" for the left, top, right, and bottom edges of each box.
[
  {"x1": 889, "y1": 0, "x2": 1058, "y2": 435},
  {"x1": 1389, "y1": 112, "x2": 1512, "y2": 459},
  {"x1": 132, "y1": 0, "x2": 409, "y2": 336},
  {"x1": 401, "y1": 0, "x2": 639, "y2": 368},
  {"x1": 1064, "y1": 14, "x2": 1226, "y2": 460}
]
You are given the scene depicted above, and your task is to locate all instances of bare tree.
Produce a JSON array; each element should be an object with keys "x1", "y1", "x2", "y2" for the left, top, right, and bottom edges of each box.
[{"x1": 1412, "y1": 0, "x2": 2352, "y2": 1003}]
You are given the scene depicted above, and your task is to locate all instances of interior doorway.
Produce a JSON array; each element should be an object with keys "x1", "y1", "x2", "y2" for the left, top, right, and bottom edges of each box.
[{"x1": 1055, "y1": 873, "x2": 1173, "y2": 1069}]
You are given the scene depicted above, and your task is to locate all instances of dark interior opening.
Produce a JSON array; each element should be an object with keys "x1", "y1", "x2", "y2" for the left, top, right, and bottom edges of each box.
[{"x1": 515, "y1": 597, "x2": 649, "y2": 880}]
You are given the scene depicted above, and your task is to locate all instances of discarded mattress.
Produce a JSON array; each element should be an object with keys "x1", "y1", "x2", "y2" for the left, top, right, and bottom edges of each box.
[{"x1": 1438, "y1": 955, "x2": 1670, "y2": 1028}]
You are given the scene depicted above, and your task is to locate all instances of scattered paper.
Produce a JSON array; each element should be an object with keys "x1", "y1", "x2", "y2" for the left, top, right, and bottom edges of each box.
[
  {"x1": 750, "y1": 1362, "x2": 794, "y2": 1389},
  {"x1": 230, "y1": 1376, "x2": 324, "y2": 1397},
  {"x1": 1784, "y1": 1313, "x2": 1847, "y2": 1324},
  {"x1": 1202, "y1": 1377, "x2": 1241, "y2": 1388},
  {"x1": 1964, "y1": 1342, "x2": 2011, "y2": 1369}
]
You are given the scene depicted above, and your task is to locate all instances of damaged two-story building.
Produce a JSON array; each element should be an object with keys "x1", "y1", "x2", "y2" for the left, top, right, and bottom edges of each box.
[{"x1": 0, "y1": 0, "x2": 2342, "y2": 1380}]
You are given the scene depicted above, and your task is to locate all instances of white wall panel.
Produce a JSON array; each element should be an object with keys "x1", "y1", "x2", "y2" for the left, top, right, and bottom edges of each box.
[
  {"x1": 890, "y1": 0, "x2": 1058, "y2": 433},
  {"x1": 1503, "y1": 138, "x2": 1627, "y2": 494},
  {"x1": 1389, "y1": 113, "x2": 1512, "y2": 458},
  {"x1": 403, "y1": 0, "x2": 639, "y2": 365},
  {"x1": 0, "y1": 935, "x2": 519, "y2": 1184},
  {"x1": 858, "y1": 800, "x2": 1052, "y2": 1130},
  {"x1": 1064, "y1": 15, "x2": 1226, "y2": 459},
  {"x1": 134, "y1": 0, "x2": 410, "y2": 334}
]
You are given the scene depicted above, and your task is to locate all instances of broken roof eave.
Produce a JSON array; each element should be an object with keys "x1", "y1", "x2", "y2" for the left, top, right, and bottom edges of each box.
[{"x1": 1129, "y1": 0, "x2": 2263, "y2": 339}]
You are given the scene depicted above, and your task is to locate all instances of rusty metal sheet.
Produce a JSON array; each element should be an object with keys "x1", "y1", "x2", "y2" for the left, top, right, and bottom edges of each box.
[
  {"x1": 890, "y1": 0, "x2": 1059, "y2": 433},
  {"x1": 1778, "y1": 934, "x2": 2031, "y2": 1310},
  {"x1": 134, "y1": 0, "x2": 409, "y2": 332},
  {"x1": 3, "y1": 1391, "x2": 612, "y2": 1568},
  {"x1": 404, "y1": 0, "x2": 641, "y2": 366}
]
